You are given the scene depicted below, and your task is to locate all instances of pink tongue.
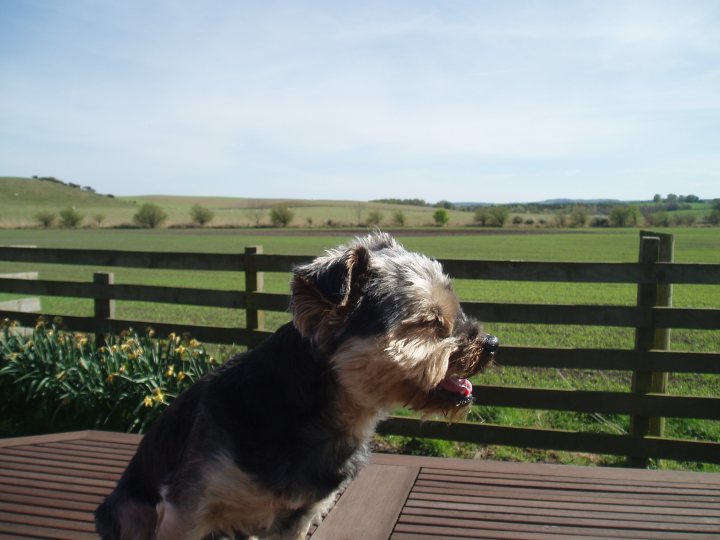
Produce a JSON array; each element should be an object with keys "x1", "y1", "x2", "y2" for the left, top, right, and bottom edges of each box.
[{"x1": 439, "y1": 377, "x2": 472, "y2": 397}]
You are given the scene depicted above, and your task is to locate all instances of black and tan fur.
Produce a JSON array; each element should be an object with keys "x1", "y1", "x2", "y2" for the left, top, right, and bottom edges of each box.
[{"x1": 95, "y1": 232, "x2": 497, "y2": 539}]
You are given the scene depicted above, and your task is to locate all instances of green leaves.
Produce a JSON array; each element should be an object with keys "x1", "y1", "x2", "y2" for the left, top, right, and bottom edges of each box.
[{"x1": 0, "y1": 319, "x2": 217, "y2": 434}]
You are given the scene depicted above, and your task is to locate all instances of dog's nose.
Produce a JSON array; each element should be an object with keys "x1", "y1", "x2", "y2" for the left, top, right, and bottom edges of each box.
[{"x1": 483, "y1": 335, "x2": 499, "y2": 357}]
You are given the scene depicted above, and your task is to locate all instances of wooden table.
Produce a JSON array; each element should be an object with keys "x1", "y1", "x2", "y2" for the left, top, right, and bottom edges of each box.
[{"x1": 0, "y1": 431, "x2": 718, "y2": 539}]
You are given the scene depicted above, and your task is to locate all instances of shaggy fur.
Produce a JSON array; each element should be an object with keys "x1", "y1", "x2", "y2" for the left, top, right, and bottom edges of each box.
[{"x1": 95, "y1": 232, "x2": 497, "y2": 540}]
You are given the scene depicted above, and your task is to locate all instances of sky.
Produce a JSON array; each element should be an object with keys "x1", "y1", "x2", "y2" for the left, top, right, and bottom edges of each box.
[{"x1": 1, "y1": 1, "x2": 719, "y2": 204}]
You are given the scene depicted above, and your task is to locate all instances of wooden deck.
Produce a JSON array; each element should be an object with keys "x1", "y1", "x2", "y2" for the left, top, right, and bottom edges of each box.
[{"x1": 0, "y1": 431, "x2": 718, "y2": 539}]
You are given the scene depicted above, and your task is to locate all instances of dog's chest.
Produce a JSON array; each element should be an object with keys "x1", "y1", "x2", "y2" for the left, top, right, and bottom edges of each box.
[{"x1": 199, "y1": 452, "x2": 341, "y2": 537}]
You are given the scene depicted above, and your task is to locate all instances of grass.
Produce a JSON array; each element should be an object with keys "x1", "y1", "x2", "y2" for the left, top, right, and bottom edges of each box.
[
  {"x1": 0, "y1": 177, "x2": 137, "y2": 227},
  {"x1": 1, "y1": 228, "x2": 717, "y2": 351},
  {"x1": 4, "y1": 176, "x2": 718, "y2": 231},
  {"x1": 1, "y1": 176, "x2": 475, "y2": 228},
  {"x1": 0, "y1": 227, "x2": 718, "y2": 470}
]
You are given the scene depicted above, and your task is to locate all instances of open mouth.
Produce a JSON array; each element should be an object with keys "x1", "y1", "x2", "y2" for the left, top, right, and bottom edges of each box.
[{"x1": 434, "y1": 375, "x2": 474, "y2": 407}]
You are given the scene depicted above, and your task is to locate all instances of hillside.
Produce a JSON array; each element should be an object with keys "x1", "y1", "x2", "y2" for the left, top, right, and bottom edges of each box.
[
  {"x1": 123, "y1": 194, "x2": 471, "y2": 228},
  {"x1": 0, "y1": 177, "x2": 469, "y2": 228},
  {"x1": 0, "y1": 177, "x2": 136, "y2": 227},
  {"x1": 3, "y1": 176, "x2": 714, "y2": 229},
  {"x1": 1, "y1": 176, "x2": 121, "y2": 203}
]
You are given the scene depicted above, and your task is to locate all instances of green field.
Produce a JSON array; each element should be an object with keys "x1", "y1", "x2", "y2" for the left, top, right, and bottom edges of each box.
[
  {"x1": 1, "y1": 227, "x2": 718, "y2": 469},
  {"x1": 7, "y1": 176, "x2": 717, "y2": 231},
  {"x1": 1, "y1": 227, "x2": 718, "y2": 351},
  {"x1": 0, "y1": 177, "x2": 137, "y2": 227},
  {"x1": 0, "y1": 176, "x2": 474, "y2": 228}
]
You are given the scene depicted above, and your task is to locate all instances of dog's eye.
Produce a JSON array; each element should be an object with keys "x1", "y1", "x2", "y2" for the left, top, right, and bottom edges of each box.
[{"x1": 432, "y1": 315, "x2": 452, "y2": 338}]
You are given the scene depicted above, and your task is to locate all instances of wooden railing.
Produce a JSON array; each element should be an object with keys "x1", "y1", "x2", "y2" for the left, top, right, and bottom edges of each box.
[{"x1": 1, "y1": 231, "x2": 719, "y2": 466}]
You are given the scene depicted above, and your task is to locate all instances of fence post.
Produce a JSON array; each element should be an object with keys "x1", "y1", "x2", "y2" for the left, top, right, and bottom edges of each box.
[
  {"x1": 93, "y1": 272, "x2": 114, "y2": 346},
  {"x1": 629, "y1": 231, "x2": 674, "y2": 467},
  {"x1": 244, "y1": 246, "x2": 264, "y2": 348}
]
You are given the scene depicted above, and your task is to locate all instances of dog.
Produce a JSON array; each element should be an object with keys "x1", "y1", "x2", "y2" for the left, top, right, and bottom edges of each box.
[{"x1": 95, "y1": 232, "x2": 498, "y2": 539}]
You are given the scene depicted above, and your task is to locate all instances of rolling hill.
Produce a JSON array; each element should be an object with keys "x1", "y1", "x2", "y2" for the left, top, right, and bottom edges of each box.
[
  {"x1": 0, "y1": 177, "x2": 137, "y2": 227},
  {"x1": 0, "y1": 177, "x2": 466, "y2": 228}
]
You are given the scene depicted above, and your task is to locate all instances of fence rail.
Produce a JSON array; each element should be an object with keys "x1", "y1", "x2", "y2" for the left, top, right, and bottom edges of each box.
[
  {"x1": 3, "y1": 246, "x2": 720, "y2": 284},
  {"x1": 1, "y1": 232, "x2": 719, "y2": 467}
]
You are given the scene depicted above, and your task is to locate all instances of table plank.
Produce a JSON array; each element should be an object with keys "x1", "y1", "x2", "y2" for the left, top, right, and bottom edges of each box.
[
  {"x1": 0, "y1": 431, "x2": 718, "y2": 540},
  {"x1": 310, "y1": 464, "x2": 418, "y2": 540}
]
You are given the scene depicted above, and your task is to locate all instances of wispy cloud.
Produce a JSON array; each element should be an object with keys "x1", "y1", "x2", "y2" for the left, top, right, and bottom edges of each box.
[{"x1": 1, "y1": 0, "x2": 718, "y2": 201}]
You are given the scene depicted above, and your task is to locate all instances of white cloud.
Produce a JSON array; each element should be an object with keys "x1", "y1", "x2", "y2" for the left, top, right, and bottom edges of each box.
[{"x1": 1, "y1": 0, "x2": 718, "y2": 201}]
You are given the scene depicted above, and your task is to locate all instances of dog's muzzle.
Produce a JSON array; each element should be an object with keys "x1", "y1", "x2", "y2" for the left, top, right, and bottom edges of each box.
[
  {"x1": 434, "y1": 333, "x2": 499, "y2": 407},
  {"x1": 482, "y1": 334, "x2": 499, "y2": 360}
]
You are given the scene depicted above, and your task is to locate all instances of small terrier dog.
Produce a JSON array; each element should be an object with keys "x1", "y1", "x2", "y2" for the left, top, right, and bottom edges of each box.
[{"x1": 95, "y1": 232, "x2": 497, "y2": 539}]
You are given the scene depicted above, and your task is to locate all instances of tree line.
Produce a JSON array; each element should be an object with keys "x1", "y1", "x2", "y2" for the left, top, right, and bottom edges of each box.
[{"x1": 32, "y1": 199, "x2": 720, "y2": 229}]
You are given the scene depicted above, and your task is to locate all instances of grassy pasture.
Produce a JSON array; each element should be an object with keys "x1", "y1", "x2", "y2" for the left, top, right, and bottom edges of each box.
[
  {"x1": 1, "y1": 177, "x2": 473, "y2": 228},
  {"x1": 1, "y1": 227, "x2": 718, "y2": 469},
  {"x1": 134, "y1": 195, "x2": 471, "y2": 227},
  {"x1": 3, "y1": 177, "x2": 717, "y2": 230},
  {"x1": 0, "y1": 177, "x2": 136, "y2": 227}
]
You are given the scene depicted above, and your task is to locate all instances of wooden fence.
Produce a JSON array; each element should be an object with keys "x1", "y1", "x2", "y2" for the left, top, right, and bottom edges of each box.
[{"x1": 1, "y1": 231, "x2": 719, "y2": 467}]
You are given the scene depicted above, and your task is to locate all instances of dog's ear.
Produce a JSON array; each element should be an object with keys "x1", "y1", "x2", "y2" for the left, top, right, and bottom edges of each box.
[{"x1": 291, "y1": 245, "x2": 370, "y2": 340}]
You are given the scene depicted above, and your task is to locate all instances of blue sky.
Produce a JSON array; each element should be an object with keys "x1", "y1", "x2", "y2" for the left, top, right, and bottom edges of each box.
[{"x1": 1, "y1": 1, "x2": 719, "y2": 203}]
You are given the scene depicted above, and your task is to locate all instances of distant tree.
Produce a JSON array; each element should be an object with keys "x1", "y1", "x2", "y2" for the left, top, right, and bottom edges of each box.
[
  {"x1": 59, "y1": 207, "x2": 84, "y2": 228},
  {"x1": 609, "y1": 206, "x2": 629, "y2": 227},
  {"x1": 627, "y1": 205, "x2": 642, "y2": 226},
  {"x1": 707, "y1": 199, "x2": 720, "y2": 225},
  {"x1": 392, "y1": 210, "x2": 406, "y2": 227},
  {"x1": 433, "y1": 209, "x2": 449, "y2": 226},
  {"x1": 512, "y1": 215, "x2": 523, "y2": 225},
  {"x1": 92, "y1": 214, "x2": 106, "y2": 228},
  {"x1": 269, "y1": 206, "x2": 294, "y2": 227},
  {"x1": 473, "y1": 208, "x2": 490, "y2": 226},
  {"x1": 371, "y1": 198, "x2": 427, "y2": 207},
  {"x1": 653, "y1": 194, "x2": 662, "y2": 203},
  {"x1": 190, "y1": 204, "x2": 214, "y2": 226},
  {"x1": 366, "y1": 210, "x2": 384, "y2": 227},
  {"x1": 435, "y1": 200, "x2": 456, "y2": 210},
  {"x1": 249, "y1": 205, "x2": 264, "y2": 227},
  {"x1": 35, "y1": 211, "x2": 56, "y2": 228},
  {"x1": 684, "y1": 194, "x2": 700, "y2": 203},
  {"x1": 554, "y1": 213, "x2": 568, "y2": 228},
  {"x1": 678, "y1": 214, "x2": 696, "y2": 226},
  {"x1": 666, "y1": 193, "x2": 678, "y2": 202},
  {"x1": 570, "y1": 207, "x2": 589, "y2": 228},
  {"x1": 133, "y1": 203, "x2": 168, "y2": 228},
  {"x1": 488, "y1": 206, "x2": 509, "y2": 227},
  {"x1": 609, "y1": 205, "x2": 641, "y2": 227},
  {"x1": 646, "y1": 212, "x2": 671, "y2": 227}
]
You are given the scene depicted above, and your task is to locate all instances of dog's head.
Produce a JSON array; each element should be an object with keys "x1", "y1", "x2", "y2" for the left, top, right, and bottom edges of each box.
[{"x1": 291, "y1": 232, "x2": 497, "y2": 419}]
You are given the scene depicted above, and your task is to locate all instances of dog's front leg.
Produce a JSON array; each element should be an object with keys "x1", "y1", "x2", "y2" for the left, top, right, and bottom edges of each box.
[
  {"x1": 155, "y1": 499, "x2": 189, "y2": 540},
  {"x1": 267, "y1": 491, "x2": 339, "y2": 540},
  {"x1": 156, "y1": 498, "x2": 211, "y2": 540}
]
